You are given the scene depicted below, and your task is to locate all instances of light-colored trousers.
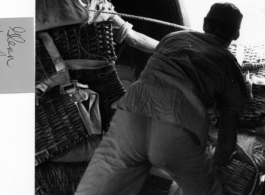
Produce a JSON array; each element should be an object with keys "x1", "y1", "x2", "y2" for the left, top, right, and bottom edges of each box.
[{"x1": 75, "y1": 110, "x2": 223, "y2": 195}]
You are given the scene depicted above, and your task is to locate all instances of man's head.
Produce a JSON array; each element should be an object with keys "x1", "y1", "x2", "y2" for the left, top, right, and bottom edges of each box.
[{"x1": 203, "y1": 2, "x2": 243, "y2": 44}]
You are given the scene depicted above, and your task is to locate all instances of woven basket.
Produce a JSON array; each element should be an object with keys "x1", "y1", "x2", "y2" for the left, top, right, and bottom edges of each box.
[
  {"x1": 215, "y1": 159, "x2": 258, "y2": 195},
  {"x1": 241, "y1": 67, "x2": 265, "y2": 127},
  {"x1": 229, "y1": 43, "x2": 265, "y2": 65},
  {"x1": 35, "y1": 162, "x2": 89, "y2": 195},
  {"x1": 208, "y1": 42, "x2": 265, "y2": 128},
  {"x1": 46, "y1": 21, "x2": 116, "y2": 63},
  {"x1": 207, "y1": 135, "x2": 262, "y2": 195},
  {"x1": 35, "y1": 159, "x2": 259, "y2": 195},
  {"x1": 35, "y1": 162, "x2": 172, "y2": 195},
  {"x1": 35, "y1": 87, "x2": 89, "y2": 165},
  {"x1": 36, "y1": 21, "x2": 117, "y2": 83},
  {"x1": 35, "y1": 21, "x2": 125, "y2": 165}
]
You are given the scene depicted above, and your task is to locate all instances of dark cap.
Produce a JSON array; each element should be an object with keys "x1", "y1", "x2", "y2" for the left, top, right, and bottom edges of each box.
[{"x1": 205, "y1": 2, "x2": 243, "y2": 28}]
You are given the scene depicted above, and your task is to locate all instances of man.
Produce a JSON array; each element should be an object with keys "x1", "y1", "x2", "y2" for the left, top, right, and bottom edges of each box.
[{"x1": 75, "y1": 3, "x2": 248, "y2": 195}]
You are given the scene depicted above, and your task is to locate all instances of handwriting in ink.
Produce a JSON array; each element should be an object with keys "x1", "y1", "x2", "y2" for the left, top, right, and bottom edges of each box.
[
  {"x1": 0, "y1": 51, "x2": 6, "y2": 56},
  {"x1": 0, "y1": 26, "x2": 5, "y2": 57},
  {"x1": 6, "y1": 27, "x2": 26, "y2": 67}
]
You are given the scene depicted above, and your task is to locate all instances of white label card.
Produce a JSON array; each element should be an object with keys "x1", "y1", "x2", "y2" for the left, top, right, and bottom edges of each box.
[{"x1": 0, "y1": 17, "x2": 34, "y2": 94}]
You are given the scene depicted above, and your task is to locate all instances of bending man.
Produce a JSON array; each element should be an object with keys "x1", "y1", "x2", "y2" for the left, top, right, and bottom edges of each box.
[{"x1": 75, "y1": 3, "x2": 248, "y2": 195}]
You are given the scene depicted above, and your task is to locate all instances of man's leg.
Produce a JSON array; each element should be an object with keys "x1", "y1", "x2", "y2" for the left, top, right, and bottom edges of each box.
[
  {"x1": 75, "y1": 110, "x2": 152, "y2": 195},
  {"x1": 148, "y1": 119, "x2": 223, "y2": 195}
]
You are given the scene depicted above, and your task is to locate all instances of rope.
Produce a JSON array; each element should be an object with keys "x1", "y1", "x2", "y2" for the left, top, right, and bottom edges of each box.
[
  {"x1": 88, "y1": 9, "x2": 193, "y2": 31},
  {"x1": 89, "y1": 9, "x2": 265, "y2": 72}
]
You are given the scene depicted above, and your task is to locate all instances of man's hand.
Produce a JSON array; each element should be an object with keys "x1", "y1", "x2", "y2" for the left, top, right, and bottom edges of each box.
[{"x1": 89, "y1": 0, "x2": 116, "y2": 23}]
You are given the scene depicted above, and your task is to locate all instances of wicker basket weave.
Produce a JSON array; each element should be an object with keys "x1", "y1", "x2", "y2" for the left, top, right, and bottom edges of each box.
[
  {"x1": 46, "y1": 21, "x2": 116, "y2": 62},
  {"x1": 215, "y1": 159, "x2": 258, "y2": 195},
  {"x1": 35, "y1": 162, "x2": 89, "y2": 195},
  {"x1": 35, "y1": 162, "x2": 172, "y2": 195},
  {"x1": 35, "y1": 21, "x2": 125, "y2": 165},
  {"x1": 207, "y1": 135, "x2": 262, "y2": 195},
  {"x1": 35, "y1": 87, "x2": 89, "y2": 164},
  {"x1": 229, "y1": 43, "x2": 265, "y2": 65},
  {"x1": 34, "y1": 159, "x2": 259, "y2": 195},
  {"x1": 36, "y1": 21, "x2": 117, "y2": 84}
]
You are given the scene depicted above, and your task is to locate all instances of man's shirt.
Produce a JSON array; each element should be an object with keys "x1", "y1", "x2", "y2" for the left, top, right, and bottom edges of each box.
[{"x1": 117, "y1": 31, "x2": 248, "y2": 144}]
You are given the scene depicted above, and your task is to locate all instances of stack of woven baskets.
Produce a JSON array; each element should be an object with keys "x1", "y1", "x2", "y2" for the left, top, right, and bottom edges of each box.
[
  {"x1": 35, "y1": 21, "x2": 126, "y2": 166},
  {"x1": 35, "y1": 21, "x2": 174, "y2": 195}
]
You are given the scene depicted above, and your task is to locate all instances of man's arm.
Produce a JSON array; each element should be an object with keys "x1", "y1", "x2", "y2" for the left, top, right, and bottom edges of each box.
[
  {"x1": 112, "y1": 15, "x2": 159, "y2": 53},
  {"x1": 212, "y1": 65, "x2": 248, "y2": 166},
  {"x1": 90, "y1": 0, "x2": 159, "y2": 53},
  {"x1": 124, "y1": 30, "x2": 159, "y2": 53},
  {"x1": 212, "y1": 106, "x2": 238, "y2": 166}
]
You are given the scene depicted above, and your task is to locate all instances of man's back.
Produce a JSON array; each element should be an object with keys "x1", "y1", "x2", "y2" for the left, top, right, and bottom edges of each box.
[
  {"x1": 156, "y1": 30, "x2": 247, "y2": 108},
  {"x1": 118, "y1": 30, "x2": 247, "y2": 144}
]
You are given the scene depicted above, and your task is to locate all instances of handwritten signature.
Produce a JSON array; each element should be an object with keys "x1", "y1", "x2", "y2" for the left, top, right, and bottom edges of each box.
[{"x1": 0, "y1": 26, "x2": 26, "y2": 67}]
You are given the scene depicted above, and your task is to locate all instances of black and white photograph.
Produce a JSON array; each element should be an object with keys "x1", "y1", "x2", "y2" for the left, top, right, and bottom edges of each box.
[{"x1": 1, "y1": 0, "x2": 265, "y2": 195}]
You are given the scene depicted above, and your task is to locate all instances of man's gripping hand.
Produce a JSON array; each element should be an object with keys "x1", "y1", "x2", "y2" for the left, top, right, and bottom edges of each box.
[{"x1": 89, "y1": 0, "x2": 116, "y2": 23}]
